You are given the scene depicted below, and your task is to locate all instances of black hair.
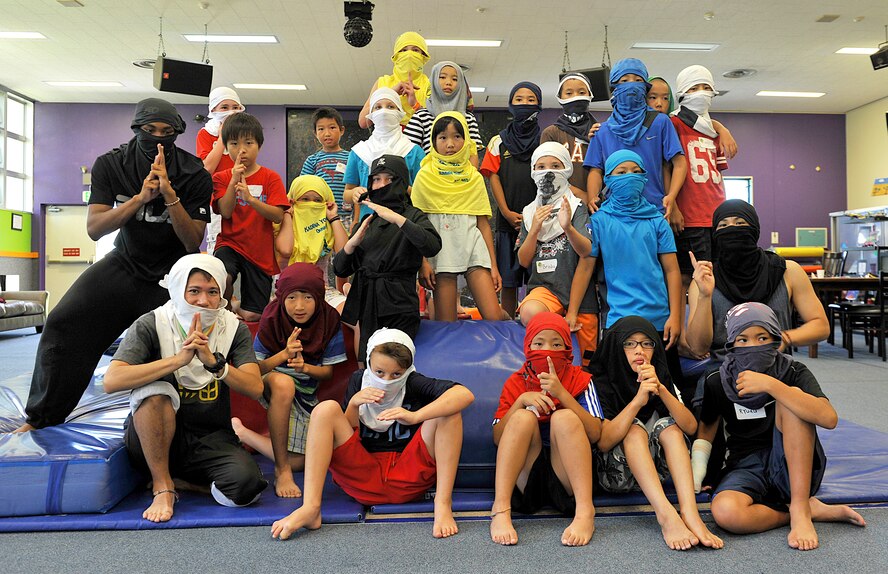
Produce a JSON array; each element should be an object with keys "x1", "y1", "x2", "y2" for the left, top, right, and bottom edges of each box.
[
  {"x1": 371, "y1": 342, "x2": 413, "y2": 370},
  {"x1": 187, "y1": 268, "x2": 214, "y2": 282},
  {"x1": 311, "y1": 107, "x2": 344, "y2": 130},
  {"x1": 431, "y1": 116, "x2": 465, "y2": 143},
  {"x1": 221, "y1": 112, "x2": 264, "y2": 147}
]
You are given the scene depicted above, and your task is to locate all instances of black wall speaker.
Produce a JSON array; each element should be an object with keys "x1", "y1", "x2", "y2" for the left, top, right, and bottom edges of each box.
[
  {"x1": 871, "y1": 46, "x2": 888, "y2": 71},
  {"x1": 153, "y1": 57, "x2": 214, "y2": 97},
  {"x1": 559, "y1": 67, "x2": 611, "y2": 102}
]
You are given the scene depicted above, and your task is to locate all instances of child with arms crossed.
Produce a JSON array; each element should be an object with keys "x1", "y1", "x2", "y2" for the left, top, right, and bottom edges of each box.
[
  {"x1": 490, "y1": 313, "x2": 603, "y2": 547},
  {"x1": 590, "y1": 316, "x2": 723, "y2": 550},
  {"x1": 232, "y1": 263, "x2": 346, "y2": 498},
  {"x1": 271, "y1": 328, "x2": 474, "y2": 540},
  {"x1": 696, "y1": 302, "x2": 865, "y2": 551}
]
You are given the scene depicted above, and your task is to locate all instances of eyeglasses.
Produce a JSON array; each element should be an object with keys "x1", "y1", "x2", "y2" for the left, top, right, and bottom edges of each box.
[{"x1": 622, "y1": 340, "x2": 655, "y2": 349}]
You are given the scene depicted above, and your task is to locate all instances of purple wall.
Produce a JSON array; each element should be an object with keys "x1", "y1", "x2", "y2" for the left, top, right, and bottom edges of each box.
[{"x1": 32, "y1": 103, "x2": 846, "y2": 286}]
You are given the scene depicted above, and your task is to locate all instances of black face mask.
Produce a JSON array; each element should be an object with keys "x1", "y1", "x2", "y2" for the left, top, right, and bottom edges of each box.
[
  {"x1": 369, "y1": 181, "x2": 406, "y2": 211},
  {"x1": 509, "y1": 104, "x2": 541, "y2": 124},
  {"x1": 561, "y1": 98, "x2": 591, "y2": 121},
  {"x1": 713, "y1": 224, "x2": 758, "y2": 262},
  {"x1": 134, "y1": 130, "x2": 177, "y2": 160}
]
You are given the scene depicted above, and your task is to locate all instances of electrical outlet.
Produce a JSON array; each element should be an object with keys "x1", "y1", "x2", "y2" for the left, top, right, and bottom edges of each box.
[{"x1": 771, "y1": 231, "x2": 779, "y2": 244}]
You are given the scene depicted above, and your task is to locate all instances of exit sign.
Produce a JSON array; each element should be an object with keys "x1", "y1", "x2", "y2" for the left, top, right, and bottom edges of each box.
[{"x1": 82, "y1": 190, "x2": 91, "y2": 203}]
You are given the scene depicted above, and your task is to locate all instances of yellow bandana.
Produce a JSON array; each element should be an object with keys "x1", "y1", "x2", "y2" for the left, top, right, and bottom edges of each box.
[
  {"x1": 411, "y1": 112, "x2": 490, "y2": 217},
  {"x1": 378, "y1": 31, "x2": 431, "y2": 124},
  {"x1": 286, "y1": 175, "x2": 334, "y2": 265}
]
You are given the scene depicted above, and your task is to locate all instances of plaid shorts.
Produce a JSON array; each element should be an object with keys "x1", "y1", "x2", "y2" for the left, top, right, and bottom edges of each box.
[
  {"x1": 259, "y1": 384, "x2": 312, "y2": 455},
  {"x1": 595, "y1": 412, "x2": 689, "y2": 493}
]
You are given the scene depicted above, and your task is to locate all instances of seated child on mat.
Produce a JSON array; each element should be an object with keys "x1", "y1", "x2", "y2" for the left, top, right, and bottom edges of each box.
[
  {"x1": 271, "y1": 328, "x2": 474, "y2": 540},
  {"x1": 589, "y1": 316, "x2": 723, "y2": 551},
  {"x1": 490, "y1": 312, "x2": 603, "y2": 547},
  {"x1": 233, "y1": 263, "x2": 346, "y2": 498},
  {"x1": 695, "y1": 302, "x2": 866, "y2": 551}
]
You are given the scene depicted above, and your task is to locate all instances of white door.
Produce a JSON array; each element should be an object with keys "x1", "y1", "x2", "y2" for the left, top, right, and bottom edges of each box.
[{"x1": 43, "y1": 205, "x2": 117, "y2": 314}]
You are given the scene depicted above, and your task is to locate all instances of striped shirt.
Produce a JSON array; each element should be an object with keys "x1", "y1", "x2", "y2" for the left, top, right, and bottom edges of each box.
[
  {"x1": 403, "y1": 108, "x2": 483, "y2": 154},
  {"x1": 300, "y1": 149, "x2": 351, "y2": 206}
]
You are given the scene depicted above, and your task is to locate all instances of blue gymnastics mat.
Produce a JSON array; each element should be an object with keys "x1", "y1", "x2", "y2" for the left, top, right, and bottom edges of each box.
[
  {"x1": 0, "y1": 458, "x2": 364, "y2": 533},
  {"x1": 369, "y1": 418, "x2": 888, "y2": 516}
]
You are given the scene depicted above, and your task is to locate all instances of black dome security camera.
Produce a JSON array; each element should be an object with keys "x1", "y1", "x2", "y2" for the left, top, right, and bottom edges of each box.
[{"x1": 344, "y1": 1, "x2": 374, "y2": 48}]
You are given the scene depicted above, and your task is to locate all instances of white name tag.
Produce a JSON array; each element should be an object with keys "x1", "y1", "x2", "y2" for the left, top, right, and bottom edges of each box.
[
  {"x1": 734, "y1": 403, "x2": 767, "y2": 420},
  {"x1": 536, "y1": 259, "x2": 557, "y2": 274},
  {"x1": 248, "y1": 184, "x2": 263, "y2": 198},
  {"x1": 335, "y1": 162, "x2": 347, "y2": 173}
]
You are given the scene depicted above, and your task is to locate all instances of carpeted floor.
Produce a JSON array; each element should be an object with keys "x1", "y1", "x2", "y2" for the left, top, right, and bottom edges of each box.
[{"x1": 1, "y1": 326, "x2": 886, "y2": 571}]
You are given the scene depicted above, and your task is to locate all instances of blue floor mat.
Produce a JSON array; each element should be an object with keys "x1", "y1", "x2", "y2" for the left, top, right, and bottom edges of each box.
[{"x1": 0, "y1": 458, "x2": 364, "y2": 533}]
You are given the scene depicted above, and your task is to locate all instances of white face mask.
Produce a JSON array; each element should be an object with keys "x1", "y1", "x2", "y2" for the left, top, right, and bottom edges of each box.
[
  {"x1": 367, "y1": 108, "x2": 404, "y2": 131},
  {"x1": 363, "y1": 369, "x2": 411, "y2": 402},
  {"x1": 172, "y1": 300, "x2": 225, "y2": 333},
  {"x1": 531, "y1": 169, "x2": 571, "y2": 204},
  {"x1": 681, "y1": 90, "x2": 715, "y2": 116}
]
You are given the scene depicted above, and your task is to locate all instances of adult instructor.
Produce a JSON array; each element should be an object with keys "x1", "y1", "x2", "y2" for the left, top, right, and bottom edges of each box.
[{"x1": 14, "y1": 98, "x2": 212, "y2": 432}]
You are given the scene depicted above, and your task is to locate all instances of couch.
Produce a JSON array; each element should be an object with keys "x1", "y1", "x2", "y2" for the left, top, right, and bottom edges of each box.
[{"x1": 0, "y1": 291, "x2": 48, "y2": 334}]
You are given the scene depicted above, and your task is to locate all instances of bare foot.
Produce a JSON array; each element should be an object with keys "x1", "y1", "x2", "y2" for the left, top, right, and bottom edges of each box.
[
  {"x1": 271, "y1": 505, "x2": 322, "y2": 540},
  {"x1": 433, "y1": 500, "x2": 458, "y2": 538},
  {"x1": 681, "y1": 511, "x2": 724, "y2": 549},
  {"x1": 809, "y1": 497, "x2": 867, "y2": 527},
  {"x1": 275, "y1": 468, "x2": 302, "y2": 498},
  {"x1": 12, "y1": 423, "x2": 35, "y2": 433},
  {"x1": 659, "y1": 512, "x2": 699, "y2": 551},
  {"x1": 561, "y1": 513, "x2": 595, "y2": 546},
  {"x1": 788, "y1": 501, "x2": 818, "y2": 551},
  {"x1": 490, "y1": 507, "x2": 518, "y2": 545},
  {"x1": 144, "y1": 489, "x2": 177, "y2": 523}
]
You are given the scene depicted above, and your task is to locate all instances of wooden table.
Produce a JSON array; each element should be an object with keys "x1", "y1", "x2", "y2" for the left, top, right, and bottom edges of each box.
[{"x1": 808, "y1": 276, "x2": 880, "y2": 357}]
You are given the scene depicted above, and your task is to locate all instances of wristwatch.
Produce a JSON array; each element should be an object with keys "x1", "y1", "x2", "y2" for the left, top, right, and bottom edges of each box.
[{"x1": 203, "y1": 352, "x2": 227, "y2": 374}]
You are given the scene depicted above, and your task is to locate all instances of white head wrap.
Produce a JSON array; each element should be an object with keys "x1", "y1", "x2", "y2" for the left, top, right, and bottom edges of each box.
[
  {"x1": 205, "y1": 87, "x2": 245, "y2": 137},
  {"x1": 358, "y1": 328, "x2": 417, "y2": 432},
  {"x1": 523, "y1": 142, "x2": 583, "y2": 243},
  {"x1": 353, "y1": 88, "x2": 414, "y2": 165}
]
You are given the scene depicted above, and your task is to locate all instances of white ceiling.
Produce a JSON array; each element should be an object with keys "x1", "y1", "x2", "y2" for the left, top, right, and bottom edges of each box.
[{"x1": 0, "y1": 0, "x2": 886, "y2": 113}]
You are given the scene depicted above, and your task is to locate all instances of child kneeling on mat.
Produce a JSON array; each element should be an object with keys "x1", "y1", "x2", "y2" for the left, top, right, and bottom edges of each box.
[
  {"x1": 589, "y1": 316, "x2": 723, "y2": 551},
  {"x1": 490, "y1": 312, "x2": 603, "y2": 547},
  {"x1": 233, "y1": 263, "x2": 346, "y2": 498},
  {"x1": 271, "y1": 328, "x2": 474, "y2": 540},
  {"x1": 104, "y1": 254, "x2": 267, "y2": 523},
  {"x1": 696, "y1": 302, "x2": 866, "y2": 551}
]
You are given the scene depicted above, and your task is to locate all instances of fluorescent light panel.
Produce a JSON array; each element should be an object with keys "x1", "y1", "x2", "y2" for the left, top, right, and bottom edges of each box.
[
  {"x1": 184, "y1": 34, "x2": 278, "y2": 44},
  {"x1": 233, "y1": 83, "x2": 306, "y2": 90},
  {"x1": 0, "y1": 31, "x2": 46, "y2": 39},
  {"x1": 836, "y1": 47, "x2": 878, "y2": 55},
  {"x1": 756, "y1": 90, "x2": 825, "y2": 98},
  {"x1": 425, "y1": 39, "x2": 501, "y2": 47},
  {"x1": 631, "y1": 42, "x2": 719, "y2": 51},
  {"x1": 45, "y1": 81, "x2": 122, "y2": 87},
  {"x1": 469, "y1": 86, "x2": 485, "y2": 93}
]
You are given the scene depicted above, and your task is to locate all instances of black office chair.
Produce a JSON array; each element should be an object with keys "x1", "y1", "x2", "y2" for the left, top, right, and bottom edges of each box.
[
  {"x1": 825, "y1": 251, "x2": 850, "y2": 346},
  {"x1": 837, "y1": 271, "x2": 886, "y2": 359}
]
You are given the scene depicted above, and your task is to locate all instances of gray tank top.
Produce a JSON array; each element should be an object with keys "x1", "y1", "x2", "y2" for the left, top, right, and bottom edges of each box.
[{"x1": 709, "y1": 279, "x2": 792, "y2": 361}]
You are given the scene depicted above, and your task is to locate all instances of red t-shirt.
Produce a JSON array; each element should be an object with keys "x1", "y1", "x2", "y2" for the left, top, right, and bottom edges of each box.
[
  {"x1": 671, "y1": 117, "x2": 729, "y2": 228},
  {"x1": 493, "y1": 365, "x2": 598, "y2": 425},
  {"x1": 196, "y1": 128, "x2": 235, "y2": 175},
  {"x1": 212, "y1": 166, "x2": 289, "y2": 275}
]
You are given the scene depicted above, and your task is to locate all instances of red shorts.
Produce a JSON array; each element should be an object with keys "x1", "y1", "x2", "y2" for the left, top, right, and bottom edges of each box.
[{"x1": 328, "y1": 426, "x2": 437, "y2": 506}]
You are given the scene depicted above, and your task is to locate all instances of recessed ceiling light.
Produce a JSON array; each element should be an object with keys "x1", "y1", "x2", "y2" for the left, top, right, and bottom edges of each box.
[
  {"x1": 56, "y1": 0, "x2": 84, "y2": 7},
  {"x1": 631, "y1": 42, "x2": 719, "y2": 52},
  {"x1": 425, "y1": 39, "x2": 502, "y2": 47},
  {"x1": 132, "y1": 59, "x2": 156, "y2": 69},
  {"x1": 233, "y1": 83, "x2": 306, "y2": 90},
  {"x1": 816, "y1": 14, "x2": 840, "y2": 23},
  {"x1": 184, "y1": 34, "x2": 278, "y2": 44},
  {"x1": 836, "y1": 47, "x2": 878, "y2": 55},
  {"x1": 722, "y1": 68, "x2": 757, "y2": 79},
  {"x1": 0, "y1": 31, "x2": 46, "y2": 39},
  {"x1": 469, "y1": 86, "x2": 486, "y2": 93},
  {"x1": 756, "y1": 91, "x2": 825, "y2": 98},
  {"x1": 45, "y1": 81, "x2": 123, "y2": 87}
]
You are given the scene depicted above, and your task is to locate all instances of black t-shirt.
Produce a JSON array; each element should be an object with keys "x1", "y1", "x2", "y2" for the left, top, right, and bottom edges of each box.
[
  {"x1": 699, "y1": 361, "x2": 827, "y2": 463},
  {"x1": 89, "y1": 144, "x2": 213, "y2": 282},
  {"x1": 494, "y1": 140, "x2": 537, "y2": 234},
  {"x1": 344, "y1": 370, "x2": 457, "y2": 453},
  {"x1": 113, "y1": 311, "x2": 257, "y2": 437}
]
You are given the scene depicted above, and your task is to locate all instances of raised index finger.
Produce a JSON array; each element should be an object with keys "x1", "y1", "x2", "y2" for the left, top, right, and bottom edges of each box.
[
  {"x1": 547, "y1": 356, "x2": 556, "y2": 374},
  {"x1": 689, "y1": 251, "x2": 699, "y2": 270}
]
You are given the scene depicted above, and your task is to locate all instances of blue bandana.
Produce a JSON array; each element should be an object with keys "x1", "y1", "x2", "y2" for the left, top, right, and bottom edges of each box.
[
  {"x1": 599, "y1": 150, "x2": 660, "y2": 219},
  {"x1": 607, "y1": 59, "x2": 653, "y2": 146}
]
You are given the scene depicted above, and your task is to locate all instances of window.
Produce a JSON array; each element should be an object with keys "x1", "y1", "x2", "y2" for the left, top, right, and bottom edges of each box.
[
  {"x1": 0, "y1": 90, "x2": 34, "y2": 212},
  {"x1": 724, "y1": 176, "x2": 753, "y2": 204}
]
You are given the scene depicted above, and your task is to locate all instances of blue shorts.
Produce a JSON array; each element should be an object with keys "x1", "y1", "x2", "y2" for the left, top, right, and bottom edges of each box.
[
  {"x1": 713, "y1": 425, "x2": 827, "y2": 511},
  {"x1": 495, "y1": 230, "x2": 527, "y2": 289}
]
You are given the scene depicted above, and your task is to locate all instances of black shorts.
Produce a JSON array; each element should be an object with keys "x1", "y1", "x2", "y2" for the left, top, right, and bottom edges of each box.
[
  {"x1": 495, "y1": 230, "x2": 527, "y2": 289},
  {"x1": 213, "y1": 246, "x2": 273, "y2": 314},
  {"x1": 713, "y1": 426, "x2": 827, "y2": 511},
  {"x1": 511, "y1": 447, "x2": 576, "y2": 516},
  {"x1": 675, "y1": 227, "x2": 713, "y2": 275}
]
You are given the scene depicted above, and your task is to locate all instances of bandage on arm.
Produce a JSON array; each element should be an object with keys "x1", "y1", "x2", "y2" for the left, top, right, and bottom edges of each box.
[{"x1": 691, "y1": 439, "x2": 712, "y2": 494}]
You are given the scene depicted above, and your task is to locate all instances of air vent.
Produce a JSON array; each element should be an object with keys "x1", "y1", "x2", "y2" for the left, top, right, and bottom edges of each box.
[
  {"x1": 816, "y1": 14, "x2": 840, "y2": 23},
  {"x1": 722, "y1": 68, "x2": 757, "y2": 79},
  {"x1": 132, "y1": 59, "x2": 156, "y2": 69}
]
